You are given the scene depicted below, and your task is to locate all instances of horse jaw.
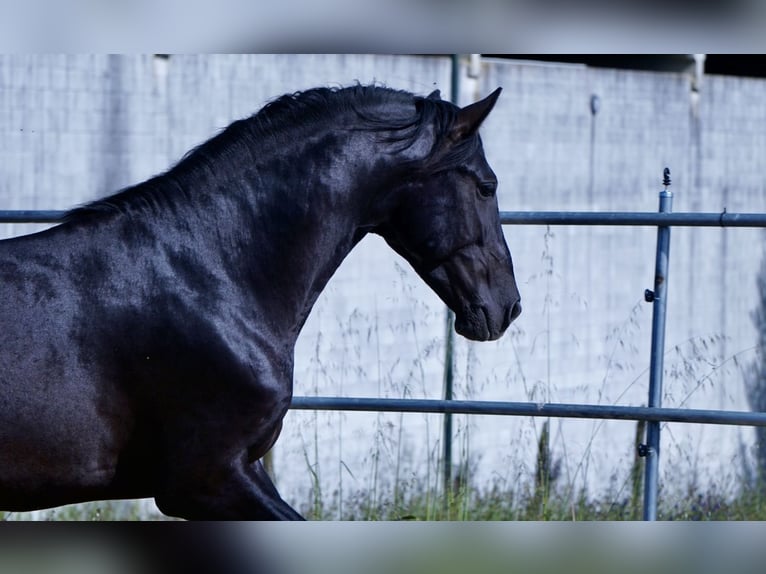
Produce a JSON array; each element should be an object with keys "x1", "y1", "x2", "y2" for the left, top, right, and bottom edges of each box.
[{"x1": 419, "y1": 245, "x2": 521, "y2": 342}]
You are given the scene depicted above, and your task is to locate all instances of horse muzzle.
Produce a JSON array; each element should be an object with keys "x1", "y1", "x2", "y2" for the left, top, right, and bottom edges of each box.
[{"x1": 454, "y1": 298, "x2": 521, "y2": 342}]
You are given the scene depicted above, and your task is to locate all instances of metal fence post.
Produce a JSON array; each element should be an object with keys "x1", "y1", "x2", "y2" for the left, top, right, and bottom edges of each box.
[{"x1": 640, "y1": 168, "x2": 674, "y2": 520}]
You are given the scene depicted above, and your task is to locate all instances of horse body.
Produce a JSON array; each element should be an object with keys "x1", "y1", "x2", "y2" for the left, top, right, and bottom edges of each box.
[{"x1": 0, "y1": 85, "x2": 520, "y2": 519}]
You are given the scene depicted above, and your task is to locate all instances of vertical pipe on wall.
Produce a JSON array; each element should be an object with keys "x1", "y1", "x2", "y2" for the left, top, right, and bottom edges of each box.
[
  {"x1": 442, "y1": 54, "x2": 461, "y2": 507},
  {"x1": 641, "y1": 168, "x2": 674, "y2": 520}
]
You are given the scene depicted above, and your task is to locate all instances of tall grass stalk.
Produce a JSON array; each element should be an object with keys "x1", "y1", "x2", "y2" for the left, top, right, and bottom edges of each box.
[
  {"x1": 366, "y1": 308, "x2": 383, "y2": 520},
  {"x1": 394, "y1": 259, "x2": 436, "y2": 520}
]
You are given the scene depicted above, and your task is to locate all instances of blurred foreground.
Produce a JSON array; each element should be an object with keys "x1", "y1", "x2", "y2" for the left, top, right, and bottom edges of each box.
[{"x1": 1, "y1": 522, "x2": 765, "y2": 574}]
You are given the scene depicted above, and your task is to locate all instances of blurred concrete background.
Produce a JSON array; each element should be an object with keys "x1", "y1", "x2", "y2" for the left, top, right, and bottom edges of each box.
[{"x1": 1, "y1": 55, "x2": 765, "y2": 516}]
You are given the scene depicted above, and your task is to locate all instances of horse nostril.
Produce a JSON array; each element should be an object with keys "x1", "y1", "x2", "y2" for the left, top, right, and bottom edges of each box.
[
  {"x1": 501, "y1": 301, "x2": 522, "y2": 331},
  {"x1": 509, "y1": 301, "x2": 522, "y2": 322}
]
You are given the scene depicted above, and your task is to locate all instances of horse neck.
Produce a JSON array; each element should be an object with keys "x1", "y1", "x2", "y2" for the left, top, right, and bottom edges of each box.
[{"x1": 167, "y1": 128, "x2": 383, "y2": 343}]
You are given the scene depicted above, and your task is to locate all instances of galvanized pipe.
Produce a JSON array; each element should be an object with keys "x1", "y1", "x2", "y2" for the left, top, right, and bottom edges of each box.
[
  {"x1": 500, "y1": 211, "x2": 766, "y2": 227},
  {"x1": 0, "y1": 210, "x2": 67, "y2": 223},
  {"x1": 641, "y1": 171, "x2": 673, "y2": 521},
  {"x1": 441, "y1": 53, "x2": 461, "y2": 501},
  {"x1": 289, "y1": 396, "x2": 766, "y2": 427},
  {"x1": 2, "y1": 210, "x2": 766, "y2": 227}
]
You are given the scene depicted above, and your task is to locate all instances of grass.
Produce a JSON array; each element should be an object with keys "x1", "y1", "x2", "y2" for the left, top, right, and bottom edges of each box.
[
  {"x1": 5, "y1": 457, "x2": 766, "y2": 521},
  {"x1": 290, "y1": 412, "x2": 766, "y2": 521},
  {"x1": 1, "y1": 499, "x2": 169, "y2": 521},
  {"x1": 288, "y1": 348, "x2": 758, "y2": 523},
  {"x1": 291, "y1": 458, "x2": 766, "y2": 521}
]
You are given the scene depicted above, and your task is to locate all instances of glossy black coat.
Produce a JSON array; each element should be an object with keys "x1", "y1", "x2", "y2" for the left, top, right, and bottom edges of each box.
[{"x1": 0, "y1": 85, "x2": 520, "y2": 519}]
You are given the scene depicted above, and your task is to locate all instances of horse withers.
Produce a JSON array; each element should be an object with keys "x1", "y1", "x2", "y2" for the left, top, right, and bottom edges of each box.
[{"x1": 0, "y1": 85, "x2": 521, "y2": 519}]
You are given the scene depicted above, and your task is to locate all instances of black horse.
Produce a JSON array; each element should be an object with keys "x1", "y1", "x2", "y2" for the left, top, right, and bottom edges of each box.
[{"x1": 0, "y1": 85, "x2": 521, "y2": 519}]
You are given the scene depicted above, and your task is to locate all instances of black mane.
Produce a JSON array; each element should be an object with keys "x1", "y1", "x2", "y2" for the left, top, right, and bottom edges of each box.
[{"x1": 65, "y1": 85, "x2": 478, "y2": 223}]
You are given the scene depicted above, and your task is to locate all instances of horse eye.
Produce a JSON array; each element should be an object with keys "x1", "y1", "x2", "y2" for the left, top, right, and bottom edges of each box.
[{"x1": 478, "y1": 181, "x2": 497, "y2": 198}]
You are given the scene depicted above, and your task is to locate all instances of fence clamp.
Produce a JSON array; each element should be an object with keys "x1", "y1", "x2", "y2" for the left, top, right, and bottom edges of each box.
[
  {"x1": 637, "y1": 443, "x2": 653, "y2": 457},
  {"x1": 644, "y1": 289, "x2": 655, "y2": 303}
]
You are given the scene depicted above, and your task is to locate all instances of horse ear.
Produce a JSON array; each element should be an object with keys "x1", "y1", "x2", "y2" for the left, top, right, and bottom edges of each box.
[
  {"x1": 426, "y1": 89, "x2": 441, "y2": 100},
  {"x1": 450, "y1": 87, "x2": 502, "y2": 141}
]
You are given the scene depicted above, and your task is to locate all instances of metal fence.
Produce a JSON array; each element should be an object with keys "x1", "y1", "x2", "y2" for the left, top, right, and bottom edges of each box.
[{"x1": 3, "y1": 170, "x2": 766, "y2": 521}]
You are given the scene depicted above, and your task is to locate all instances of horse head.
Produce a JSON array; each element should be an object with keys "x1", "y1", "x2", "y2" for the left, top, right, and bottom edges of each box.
[{"x1": 374, "y1": 88, "x2": 521, "y2": 341}]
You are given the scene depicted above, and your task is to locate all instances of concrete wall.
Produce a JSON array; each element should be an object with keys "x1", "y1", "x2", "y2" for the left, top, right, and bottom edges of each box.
[{"x1": 1, "y1": 55, "x2": 765, "y2": 514}]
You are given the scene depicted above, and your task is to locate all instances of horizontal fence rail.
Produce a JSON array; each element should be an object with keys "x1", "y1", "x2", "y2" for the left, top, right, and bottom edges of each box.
[
  {"x1": 4, "y1": 210, "x2": 766, "y2": 227},
  {"x1": 500, "y1": 211, "x2": 766, "y2": 227},
  {"x1": 290, "y1": 397, "x2": 766, "y2": 427},
  {"x1": 0, "y1": 210, "x2": 66, "y2": 223}
]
